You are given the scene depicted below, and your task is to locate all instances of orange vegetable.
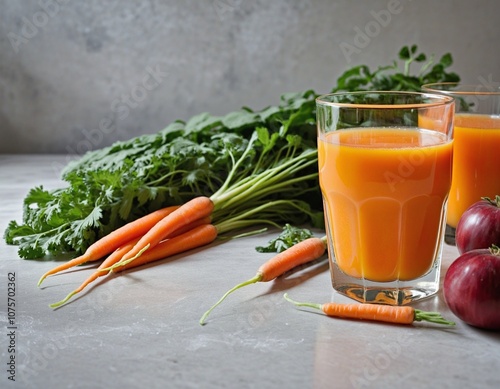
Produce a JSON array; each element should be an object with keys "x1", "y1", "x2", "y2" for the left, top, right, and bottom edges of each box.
[
  {"x1": 37, "y1": 205, "x2": 180, "y2": 286},
  {"x1": 199, "y1": 236, "x2": 327, "y2": 325},
  {"x1": 111, "y1": 196, "x2": 214, "y2": 269},
  {"x1": 283, "y1": 294, "x2": 455, "y2": 326},
  {"x1": 50, "y1": 223, "x2": 218, "y2": 308},
  {"x1": 108, "y1": 223, "x2": 218, "y2": 273}
]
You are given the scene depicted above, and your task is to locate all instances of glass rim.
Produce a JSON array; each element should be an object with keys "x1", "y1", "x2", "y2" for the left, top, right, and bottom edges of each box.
[
  {"x1": 316, "y1": 90, "x2": 455, "y2": 109},
  {"x1": 422, "y1": 82, "x2": 500, "y2": 96}
]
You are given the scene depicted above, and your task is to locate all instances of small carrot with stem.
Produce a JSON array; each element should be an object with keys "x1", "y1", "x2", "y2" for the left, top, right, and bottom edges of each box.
[
  {"x1": 283, "y1": 293, "x2": 455, "y2": 326},
  {"x1": 199, "y1": 235, "x2": 327, "y2": 325},
  {"x1": 49, "y1": 218, "x2": 215, "y2": 309},
  {"x1": 37, "y1": 205, "x2": 180, "y2": 287}
]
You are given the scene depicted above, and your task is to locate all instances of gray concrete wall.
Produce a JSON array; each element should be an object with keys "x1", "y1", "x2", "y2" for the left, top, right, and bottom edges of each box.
[{"x1": 1, "y1": 0, "x2": 499, "y2": 154}]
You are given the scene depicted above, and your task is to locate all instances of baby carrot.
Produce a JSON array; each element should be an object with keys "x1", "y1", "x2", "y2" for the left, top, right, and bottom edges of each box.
[
  {"x1": 37, "y1": 205, "x2": 180, "y2": 286},
  {"x1": 167, "y1": 215, "x2": 212, "y2": 238},
  {"x1": 112, "y1": 196, "x2": 214, "y2": 268},
  {"x1": 49, "y1": 220, "x2": 216, "y2": 308},
  {"x1": 283, "y1": 294, "x2": 455, "y2": 326},
  {"x1": 199, "y1": 236, "x2": 327, "y2": 325}
]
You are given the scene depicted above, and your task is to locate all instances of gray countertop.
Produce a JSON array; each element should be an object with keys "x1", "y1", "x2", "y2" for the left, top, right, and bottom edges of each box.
[{"x1": 1, "y1": 154, "x2": 499, "y2": 389}]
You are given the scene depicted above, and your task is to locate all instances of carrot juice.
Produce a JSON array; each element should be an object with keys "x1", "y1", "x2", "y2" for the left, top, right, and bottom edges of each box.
[
  {"x1": 446, "y1": 113, "x2": 500, "y2": 228},
  {"x1": 318, "y1": 128, "x2": 453, "y2": 282}
]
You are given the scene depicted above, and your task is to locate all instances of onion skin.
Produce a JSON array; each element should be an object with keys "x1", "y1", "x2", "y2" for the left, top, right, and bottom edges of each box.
[
  {"x1": 443, "y1": 249, "x2": 500, "y2": 330},
  {"x1": 456, "y1": 197, "x2": 500, "y2": 255}
]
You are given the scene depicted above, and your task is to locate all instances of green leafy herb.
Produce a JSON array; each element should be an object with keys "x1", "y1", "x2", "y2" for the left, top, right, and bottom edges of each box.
[
  {"x1": 256, "y1": 224, "x2": 314, "y2": 253},
  {"x1": 4, "y1": 91, "x2": 322, "y2": 259},
  {"x1": 333, "y1": 44, "x2": 459, "y2": 93}
]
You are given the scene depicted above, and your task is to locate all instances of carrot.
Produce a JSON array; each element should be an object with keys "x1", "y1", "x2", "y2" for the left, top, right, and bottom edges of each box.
[
  {"x1": 199, "y1": 236, "x2": 327, "y2": 325},
  {"x1": 167, "y1": 215, "x2": 212, "y2": 238},
  {"x1": 283, "y1": 294, "x2": 456, "y2": 326},
  {"x1": 49, "y1": 220, "x2": 216, "y2": 309},
  {"x1": 111, "y1": 196, "x2": 214, "y2": 268},
  {"x1": 108, "y1": 223, "x2": 218, "y2": 272},
  {"x1": 37, "y1": 205, "x2": 180, "y2": 287}
]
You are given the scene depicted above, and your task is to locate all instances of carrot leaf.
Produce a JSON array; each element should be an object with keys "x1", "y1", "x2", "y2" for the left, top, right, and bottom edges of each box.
[
  {"x1": 413, "y1": 310, "x2": 456, "y2": 326},
  {"x1": 256, "y1": 224, "x2": 314, "y2": 253}
]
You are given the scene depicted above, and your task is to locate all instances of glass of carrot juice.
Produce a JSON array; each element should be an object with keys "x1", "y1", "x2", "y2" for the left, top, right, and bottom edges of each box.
[
  {"x1": 422, "y1": 83, "x2": 500, "y2": 245},
  {"x1": 316, "y1": 91, "x2": 454, "y2": 305}
]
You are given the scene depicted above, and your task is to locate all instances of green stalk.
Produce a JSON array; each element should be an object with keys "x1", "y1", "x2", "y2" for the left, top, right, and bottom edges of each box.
[
  {"x1": 213, "y1": 199, "x2": 318, "y2": 235},
  {"x1": 211, "y1": 132, "x2": 259, "y2": 201},
  {"x1": 215, "y1": 219, "x2": 281, "y2": 235},
  {"x1": 218, "y1": 172, "x2": 318, "y2": 213},
  {"x1": 417, "y1": 54, "x2": 435, "y2": 77},
  {"x1": 210, "y1": 148, "x2": 317, "y2": 209},
  {"x1": 146, "y1": 170, "x2": 189, "y2": 186}
]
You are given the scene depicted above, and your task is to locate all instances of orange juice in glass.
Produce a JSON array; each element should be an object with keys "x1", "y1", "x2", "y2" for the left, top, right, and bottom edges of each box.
[
  {"x1": 316, "y1": 92, "x2": 454, "y2": 305},
  {"x1": 422, "y1": 83, "x2": 500, "y2": 244}
]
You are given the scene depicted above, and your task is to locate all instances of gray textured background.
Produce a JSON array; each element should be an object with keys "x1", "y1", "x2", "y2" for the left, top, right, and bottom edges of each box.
[{"x1": 1, "y1": 0, "x2": 499, "y2": 154}]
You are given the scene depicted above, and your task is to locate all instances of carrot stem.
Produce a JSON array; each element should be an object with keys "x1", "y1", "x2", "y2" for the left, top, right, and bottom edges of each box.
[
  {"x1": 199, "y1": 274, "x2": 263, "y2": 325},
  {"x1": 49, "y1": 291, "x2": 78, "y2": 309},
  {"x1": 283, "y1": 293, "x2": 322, "y2": 311},
  {"x1": 413, "y1": 310, "x2": 456, "y2": 326}
]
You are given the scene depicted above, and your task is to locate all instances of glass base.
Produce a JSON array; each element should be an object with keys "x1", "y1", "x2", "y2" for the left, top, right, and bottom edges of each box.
[
  {"x1": 333, "y1": 282, "x2": 439, "y2": 305},
  {"x1": 330, "y1": 260, "x2": 441, "y2": 306},
  {"x1": 445, "y1": 224, "x2": 456, "y2": 245}
]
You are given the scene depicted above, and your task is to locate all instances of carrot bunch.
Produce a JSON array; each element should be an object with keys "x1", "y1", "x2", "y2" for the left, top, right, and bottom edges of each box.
[
  {"x1": 41, "y1": 126, "x2": 321, "y2": 308},
  {"x1": 41, "y1": 202, "x2": 218, "y2": 308}
]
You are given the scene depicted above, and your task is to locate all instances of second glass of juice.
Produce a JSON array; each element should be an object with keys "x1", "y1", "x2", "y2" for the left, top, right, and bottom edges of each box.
[
  {"x1": 422, "y1": 83, "x2": 500, "y2": 245},
  {"x1": 316, "y1": 92, "x2": 454, "y2": 305}
]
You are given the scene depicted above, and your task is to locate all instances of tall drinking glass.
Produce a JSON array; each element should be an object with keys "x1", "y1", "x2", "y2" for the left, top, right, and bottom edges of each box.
[
  {"x1": 422, "y1": 83, "x2": 500, "y2": 245},
  {"x1": 316, "y1": 92, "x2": 454, "y2": 305}
]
